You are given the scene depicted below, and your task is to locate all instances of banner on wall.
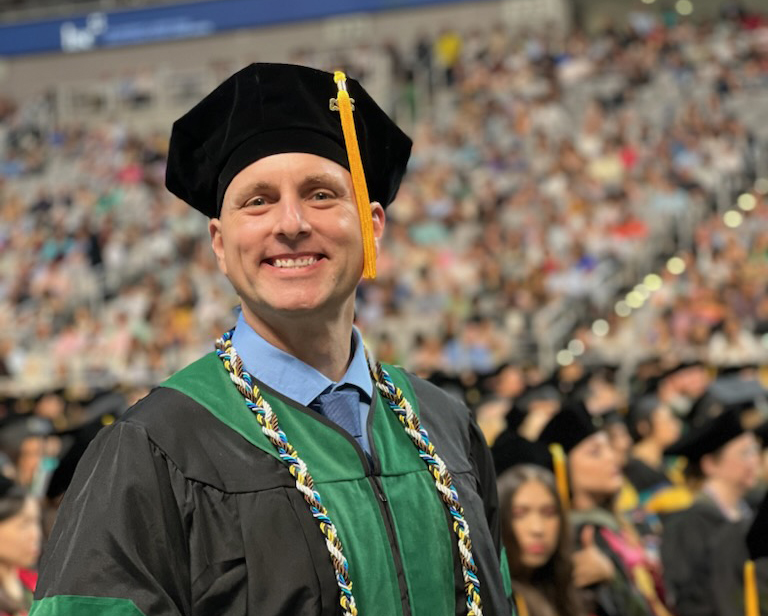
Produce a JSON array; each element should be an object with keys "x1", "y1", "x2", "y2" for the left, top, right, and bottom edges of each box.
[{"x1": 0, "y1": 0, "x2": 477, "y2": 57}]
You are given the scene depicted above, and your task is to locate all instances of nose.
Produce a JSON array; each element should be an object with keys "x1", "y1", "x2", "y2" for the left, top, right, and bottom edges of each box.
[
  {"x1": 528, "y1": 514, "x2": 545, "y2": 535},
  {"x1": 273, "y1": 194, "x2": 311, "y2": 240}
]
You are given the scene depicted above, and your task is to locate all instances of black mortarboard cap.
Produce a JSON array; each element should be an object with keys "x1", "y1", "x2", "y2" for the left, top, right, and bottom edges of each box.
[
  {"x1": 665, "y1": 407, "x2": 747, "y2": 462},
  {"x1": 0, "y1": 414, "x2": 53, "y2": 458},
  {"x1": 707, "y1": 377, "x2": 767, "y2": 409},
  {"x1": 512, "y1": 382, "x2": 561, "y2": 413},
  {"x1": 166, "y1": 63, "x2": 412, "y2": 217},
  {"x1": 538, "y1": 400, "x2": 602, "y2": 453},
  {"x1": 492, "y1": 432, "x2": 554, "y2": 476}
]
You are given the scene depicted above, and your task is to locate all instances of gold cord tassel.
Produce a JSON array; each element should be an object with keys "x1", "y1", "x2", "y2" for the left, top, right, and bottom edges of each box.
[
  {"x1": 548, "y1": 443, "x2": 570, "y2": 511},
  {"x1": 333, "y1": 71, "x2": 377, "y2": 279},
  {"x1": 745, "y1": 560, "x2": 759, "y2": 616},
  {"x1": 515, "y1": 591, "x2": 530, "y2": 616}
]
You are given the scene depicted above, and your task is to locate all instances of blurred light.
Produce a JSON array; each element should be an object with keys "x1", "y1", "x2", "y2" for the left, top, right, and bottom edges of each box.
[
  {"x1": 641, "y1": 0, "x2": 656, "y2": 4},
  {"x1": 615, "y1": 301, "x2": 631, "y2": 317},
  {"x1": 634, "y1": 283, "x2": 651, "y2": 300},
  {"x1": 556, "y1": 349, "x2": 574, "y2": 366},
  {"x1": 755, "y1": 178, "x2": 768, "y2": 195},
  {"x1": 592, "y1": 319, "x2": 610, "y2": 337},
  {"x1": 644, "y1": 273, "x2": 663, "y2": 291},
  {"x1": 626, "y1": 291, "x2": 644, "y2": 309},
  {"x1": 738, "y1": 193, "x2": 757, "y2": 211},
  {"x1": 568, "y1": 339, "x2": 586, "y2": 356},
  {"x1": 723, "y1": 210, "x2": 743, "y2": 228},
  {"x1": 666, "y1": 257, "x2": 686, "y2": 275},
  {"x1": 675, "y1": 0, "x2": 693, "y2": 15},
  {"x1": 762, "y1": 333, "x2": 768, "y2": 348}
]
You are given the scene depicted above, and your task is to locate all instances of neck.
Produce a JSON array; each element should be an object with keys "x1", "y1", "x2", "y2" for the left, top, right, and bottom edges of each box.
[
  {"x1": 0, "y1": 563, "x2": 21, "y2": 599},
  {"x1": 240, "y1": 301, "x2": 357, "y2": 382},
  {"x1": 632, "y1": 440, "x2": 663, "y2": 467},
  {"x1": 571, "y1": 490, "x2": 599, "y2": 511},
  {"x1": 704, "y1": 478, "x2": 746, "y2": 518}
]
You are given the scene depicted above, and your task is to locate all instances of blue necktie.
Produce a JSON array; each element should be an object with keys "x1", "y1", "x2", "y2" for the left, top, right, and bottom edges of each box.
[{"x1": 310, "y1": 386, "x2": 363, "y2": 441}]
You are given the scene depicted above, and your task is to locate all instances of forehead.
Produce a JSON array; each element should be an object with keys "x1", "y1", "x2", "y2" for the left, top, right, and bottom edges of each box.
[
  {"x1": 225, "y1": 152, "x2": 351, "y2": 193},
  {"x1": 513, "y1": 480, "x2": 556, "y2": 505}
]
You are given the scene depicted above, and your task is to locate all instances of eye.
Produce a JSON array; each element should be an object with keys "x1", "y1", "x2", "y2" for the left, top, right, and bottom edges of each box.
[
  {"x1": 541, "y1": 506, "x2": 558, "y2": 518},
  {"x1": 310, "y1": 190, "x2": 334, "y2": 201},
  {"x1": 245, "y1": 196, "x2": 267, "y2": 207}
]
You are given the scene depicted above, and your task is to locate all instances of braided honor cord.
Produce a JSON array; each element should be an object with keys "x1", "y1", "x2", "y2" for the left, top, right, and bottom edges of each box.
[
  {"x1": 370, "y1": 359, "x2": 484, "y2": 616},
  {"x1": 215, "y1": 331, "x2": 358, "y2": 616}
]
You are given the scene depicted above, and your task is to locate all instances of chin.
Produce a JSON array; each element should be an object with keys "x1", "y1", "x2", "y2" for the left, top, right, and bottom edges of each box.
[{"x1": 521, "y1": 554, "x2": 551, "y2": 570}]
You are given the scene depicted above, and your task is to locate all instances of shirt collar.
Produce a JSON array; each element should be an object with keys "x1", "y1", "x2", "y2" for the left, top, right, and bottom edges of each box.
[{"x1": 230, "y1": 310, "x2": 372, "y2": 406}]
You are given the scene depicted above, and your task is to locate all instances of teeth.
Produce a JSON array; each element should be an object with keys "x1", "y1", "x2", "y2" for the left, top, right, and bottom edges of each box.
[{"x1": 273, "y1": 256, "x2": 317, "y2": 268}]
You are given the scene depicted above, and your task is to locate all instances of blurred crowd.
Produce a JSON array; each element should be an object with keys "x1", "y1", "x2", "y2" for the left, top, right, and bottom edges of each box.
[{"x1": 1, "y1": 5, "x2": 768, "y2": 616}]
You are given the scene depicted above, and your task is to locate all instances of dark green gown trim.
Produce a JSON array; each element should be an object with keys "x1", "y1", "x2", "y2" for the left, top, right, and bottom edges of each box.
[{"x1": 31, "y1": 595, "x2": 145, "y2": 615}]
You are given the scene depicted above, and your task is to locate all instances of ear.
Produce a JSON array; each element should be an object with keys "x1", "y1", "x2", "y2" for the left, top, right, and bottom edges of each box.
[
  {"x1": 370, "y1": 201, "x2": 386, "y2": 255},
  {"x1": 208, "y1": 218, "x2": 228, "y2": 276},
  {"x1": 700, "y1": 453, "x2": 717, "y2": 477},
  {"x1": 637, "y1": 418, "x2": 650, "y2": 438}
]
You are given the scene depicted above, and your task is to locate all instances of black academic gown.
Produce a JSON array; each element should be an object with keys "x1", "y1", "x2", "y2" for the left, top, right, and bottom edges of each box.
[
  {"x1": 709, "y1": 519, "x2": 768, "y2": 616},
  {"x1": 661, "y1": 493, "x2": 745, "y2": 616},
  {"x1": 32, "y1": 357, "x2": 512, "y2": 616}
]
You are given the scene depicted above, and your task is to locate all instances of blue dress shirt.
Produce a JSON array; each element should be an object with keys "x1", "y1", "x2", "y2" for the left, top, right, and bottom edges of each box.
[{"x1": 231, "y1": 311, "x2": 374, "y2": 455}]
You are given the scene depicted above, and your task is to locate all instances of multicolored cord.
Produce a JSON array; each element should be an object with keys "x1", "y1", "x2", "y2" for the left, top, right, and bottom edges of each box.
[
  {"x1": 369, "y1": 357, "x2": 484, "y2": 616},
  {"x1": 215, "y1": 330, "x2": 358, "y2": 616},
  {"x1": 215, "y1": 329, "x2": 483, "y2": 616}
]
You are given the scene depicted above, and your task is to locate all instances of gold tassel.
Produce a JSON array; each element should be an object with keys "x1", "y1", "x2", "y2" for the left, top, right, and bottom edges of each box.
[
  {"x1": 548, "y1": 442, "x2": 570, "y2": 511},
  {"x1": 745, "y1": 560, "x2": 759, "y2": 616},
  {"x1": 515, "y1": 591, "x2": 530, "y2": 616},
  {"x1": 332, "y1": 71, "x2": 377, "y2": 280}
]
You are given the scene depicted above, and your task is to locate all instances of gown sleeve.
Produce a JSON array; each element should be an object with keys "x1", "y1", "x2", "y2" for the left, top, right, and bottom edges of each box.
[
  {"x1": 31, "y1": 420, "x2": 192, "y2": 616},
  {"x1": 469, "y1": 416, "x2": 501, "y2": 554}
]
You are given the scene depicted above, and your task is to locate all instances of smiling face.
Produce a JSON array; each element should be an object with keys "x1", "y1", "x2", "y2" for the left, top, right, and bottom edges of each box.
[{"x1": 210, "y1": 153, "x2": 385, "y2": 332}]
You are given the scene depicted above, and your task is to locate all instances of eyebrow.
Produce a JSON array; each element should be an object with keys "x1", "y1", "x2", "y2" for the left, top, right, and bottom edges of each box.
[
  {"x1": 300, "y1": 173, "x2": 348, "y2": 192},
  {"x1": 227, "y1": 181, "x2": 275, "y2": 206}
]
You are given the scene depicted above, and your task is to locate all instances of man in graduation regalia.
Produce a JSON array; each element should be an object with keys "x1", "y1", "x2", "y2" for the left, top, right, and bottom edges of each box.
[
  {"x1": 661, "y1": 405, "x2": 762, "y2": 616},
  {"x1": 30, "y1": 64, "x2": 512, "y2": 616}
]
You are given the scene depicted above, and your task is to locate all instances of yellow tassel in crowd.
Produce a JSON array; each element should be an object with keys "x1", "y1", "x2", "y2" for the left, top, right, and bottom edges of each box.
[
  {"x1": 744, "y1": 560, "x2": 759, "y2": 616},
  {"x1": 333, "y1": 71, "x2": 377, "y2": 280},
  {"x1": 548, "y1": 442, "x2": 570, "y2": 511}
]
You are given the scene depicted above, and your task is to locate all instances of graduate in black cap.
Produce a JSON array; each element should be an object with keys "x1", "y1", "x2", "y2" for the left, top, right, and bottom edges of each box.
[
  {"x1": 32, "y1": 64, "x2": 511, "y2": 616},
  {"x1": 661, "y1": 406, "x2": 762, "y2": 616},
  {"x1": 538, "y1": 402, "x2": 671, "y2": 616},
  {"x1": 706, "y1": 489, "x2": 768, "y2": 616}
]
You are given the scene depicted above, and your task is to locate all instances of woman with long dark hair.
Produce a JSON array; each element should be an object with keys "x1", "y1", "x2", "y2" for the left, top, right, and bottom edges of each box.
[
  {"x1": 498, "y1": 463, "x2": 584, "y2": 616},
  {"x1": 0, "y1": 476, "x2": 41, "y2": 616}
]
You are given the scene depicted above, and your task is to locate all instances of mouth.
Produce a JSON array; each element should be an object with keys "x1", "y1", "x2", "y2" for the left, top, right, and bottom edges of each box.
[{"x1": 264, "y1": 253, "x2": 324, "y2": 269}]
